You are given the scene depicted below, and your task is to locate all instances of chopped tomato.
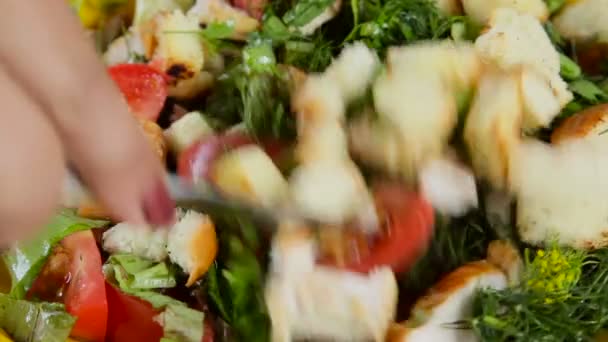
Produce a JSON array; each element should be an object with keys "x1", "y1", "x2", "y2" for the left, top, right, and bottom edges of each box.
[
  {"x1": 203, "y1": 319, "x2": 215, "y2": 342},
  {"x1": 28, "y1": 230, "x2": 108, "y2": 342},
  {"x1": 108, "y1": 64, "x2": 168, "y2": 122},
  {"x1": 231, "y1": 0, "x2": 266, "y2": 19},
  {"x1": 177, "y1": 132, "x2": 286, "y2": 182},
  {"x1": 105, "y1": 283, "x2": 215, "y2": 342},
  {"x1": 319, "y1": 184, "x2": 435, "y2": 274},
  {"x1": 105, "y1": 283, "x2": 164, "y2": 342}
]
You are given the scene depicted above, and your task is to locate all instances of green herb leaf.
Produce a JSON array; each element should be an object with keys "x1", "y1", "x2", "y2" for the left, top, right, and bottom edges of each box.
[
  {"x1": 473, "y1": 246, "x2": 608, "y2": 340},
  {"x1": 560, "y1": 53, "x2": 582, "y2": 80},
  {"x1": 262, "y1": 16, "x2": 293, "y2": 42},
  {"x1": 346, "y1": 0, "x2": 449, "y2": 56},
  {"x1": 283, "y1": 0, "x2": 336, "y2": 27},
  {"x1": 545, "y1": 0, "x2": 566, "y2": 14},
  {"x1": 569, "y1": 79, "x2": 608, "y2": 103},
  {"x1": 201, "y1": 21, "x2": 236, "y2": 40},
  {"x1": 0, "y1": 295, "x2": 75, "y2": 342},
  {"x1": 156, "y1": 304, "x2": 205, "y2": 342},
  {"x1": 243, "y1": 39, "x2": 277, "y2": 74},
  {"x1": 2, "y1": 210, "x2": 108, "y2": 299},
  {"x1": 203, "y1": 214, "x2": 270, "y2": 342}
]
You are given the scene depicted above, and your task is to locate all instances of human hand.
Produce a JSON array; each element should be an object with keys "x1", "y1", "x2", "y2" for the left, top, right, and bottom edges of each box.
[{"x1": 0, "y1": 1, "x2": 174, "y2": 245}]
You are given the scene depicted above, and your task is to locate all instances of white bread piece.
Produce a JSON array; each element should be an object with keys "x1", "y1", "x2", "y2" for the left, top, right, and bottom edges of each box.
[
  {"x1": 511, "y1": 139, "x2": 608, "y2": 249},
  {"x1": 551, "y1": 103, "x2": 608, "y2": 144},
  {"x1": 390, "y1": 261, "x2": 507, "y2": 342},
  {"x1": 297, "y1": 120, "x2": 350, "y2": 163},
  {"x1": 164, "y1": 111, "x2": 214, "y2": 153},
  {"x1": 553, "y1": 0, "x2": 608, "y2": 43},
  {"x1": 463, "y1": 68, "x2": 522, "y2": 190},
  {"x1": 412, "y1": 261, "x2": 507, "y2": 324},
  {"x1": 387, "y1": 323, "x2": 478, "y2": 342},
  {"x1": 104, "y1": 31, "x2": 147, "y2": 66},
  {"x1": 168, "y1": 71, "x2": 214, "y2": 99},
  {"x1": 386, "y1": 41, "x2": 482, "y2": 97},
  {"x1": 519, "y1": 68, "x2": 562, "y2": 132},
  {"x1": 486, "y1": 240, "x2": 523, "y2": 286},
  {"x1": 373, "y1": 53, "x2": 457, "y2": 182},
  {"x1": 348, "y1": 116, "x2": 404, "y2": 176},
  {"x1": 324, "y1": 42, "x2": 380, "y2": 103},
  {"x1": 167, "y1": 210, "x2": 217, "y2": 286},
  {"x1": 298, "y1": 0, "x2": 342, "y2": 36},
  {"x1": 293, "y1": 74, "x2": 346, "y2": 131},
  {"x1": 187, "y1": 0, "x2": 259, "y2": 40},
  {"x1": 475, "y1": 8, "x2": 573, "y2": 109},
  {"x1": 266, "y1": 229, "x2": 398, "y2": 342},
  {"x1": 211, "y1": 145, "x2": 289, "y2": 207},
  {"x1": 154, "y1": 10, "x2": 205, "y2": 79},
  {"x1": 462, "y1": 0, "x2": 548, "y2": 25},
  {"x1": 434, "y1": 0, "x2": 462, "y2": 16},
  {"x1": 102, "y1": 222, "x2": 169, "y2": 262},
  {"x1": 289, "y1": 161, "x2": 373, "y2": 226},
  {"x1": 419, "y1": 157, "x2": 478, "y2": 217}
]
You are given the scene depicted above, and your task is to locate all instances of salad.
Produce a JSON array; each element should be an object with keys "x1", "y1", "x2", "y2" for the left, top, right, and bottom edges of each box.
[{"x1": 1, "y1": 0, "x2": 608, "y2": 341}]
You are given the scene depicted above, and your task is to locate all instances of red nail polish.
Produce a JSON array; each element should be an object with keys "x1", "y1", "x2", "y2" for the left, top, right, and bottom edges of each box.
[{"x1": 143, "y1": 181, "x2": 175, "y2": 226}]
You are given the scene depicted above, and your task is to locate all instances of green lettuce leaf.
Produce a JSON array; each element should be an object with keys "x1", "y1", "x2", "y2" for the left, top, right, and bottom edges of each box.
[
  {"x1": 0, "y1": 294, "x2": 75, "y2": 342},
  {"x1": 156, "y1": 304, "x2": 205, "y2": 342},
  {"x1": 104, "y1": 254, "x2": 185, "y2": 309},
  {"x1": 104, "y1": 254, "x2": 177, "y2": 291},
  {"x1": 105, "y1": 255, "x2": 206, "y2": 341},
  {"x1": 2, "y1": 210, "x2": 108, "y2": 299}
]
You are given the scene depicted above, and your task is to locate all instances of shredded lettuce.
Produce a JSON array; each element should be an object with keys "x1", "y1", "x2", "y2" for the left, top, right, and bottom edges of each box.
[
  {"x1": 2, "y1": 210, "x2": 108, "y2": 299},
  {"x1": 155, "y1": 304, "x2": 205, "y2": 342},
  {"x1": 105, "y1": 254, "x2": 206, "y2": 341},
  {"x1": 0, "y1": 295, "x2": 75, "y2": 342},
  {"x1": 104, "y1": 254, "x2": 177, "y2": 291},
  {"x1": 104, "y1": 254, "x2": 185, "y2": 308}
]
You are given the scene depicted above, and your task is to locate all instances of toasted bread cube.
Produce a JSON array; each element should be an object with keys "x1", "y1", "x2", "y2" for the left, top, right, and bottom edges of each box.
[
  {"x1": 211, "y1": 145, "x2": 289, "y2": 207},
  {"x1": 167, "y1": 210, "x2": 217, "y2": 286},
  {"x1": 154, "y1": 10, "x2": 204, "y2": 79},
  {"x1": 164, "y1": 111, "x2": 214, "y2": 154}
]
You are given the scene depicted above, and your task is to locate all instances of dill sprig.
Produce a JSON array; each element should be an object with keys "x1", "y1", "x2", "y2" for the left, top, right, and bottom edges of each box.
[
  {"x1": 345, "y1": 0, "x2": 451, "y2": 56},
  {"x1": 473, "y1": 246, "x2": 608, "y2": 341}
]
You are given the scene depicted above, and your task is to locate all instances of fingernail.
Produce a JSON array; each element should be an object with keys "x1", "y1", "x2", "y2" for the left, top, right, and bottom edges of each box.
[{"x1": 142, "y1": 180, "x2": 175, "y2": 226}]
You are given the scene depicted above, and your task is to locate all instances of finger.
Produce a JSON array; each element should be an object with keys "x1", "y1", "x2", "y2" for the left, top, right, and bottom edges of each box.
[
  {"x1": 0, "y1": 2, "x2": 174, "y2": 225},
  {"x1": 0, "y1": 67, "x2": 65, "y2": 246}
]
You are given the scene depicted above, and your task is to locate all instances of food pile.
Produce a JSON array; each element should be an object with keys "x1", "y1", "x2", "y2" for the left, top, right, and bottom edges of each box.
[{"x1": 1, "y1": 0, "x2": 608, "y2": 341}]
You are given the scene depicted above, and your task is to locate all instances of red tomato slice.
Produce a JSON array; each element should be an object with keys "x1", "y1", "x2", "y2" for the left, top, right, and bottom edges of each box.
[
  {"x1": 203, "y1": 319, "x2": 215, "y2": 342},
  {"x1": 232, "y1": 0, "x2": 266, "y2": 19},
  {"x1": 177, "y1": 132, "x2": 285, "y2": 182},
  {"x1": 321, "y1": 184, "x2": 435, "y2": 274},
  {"x1": 105, "y1": 283, "x2": 164, "y2": 342},
  {"x1": 28, "y1": 231, "x2": 108, "y2": 342},
  {"x1": 108, "y1": 64, "x2": 168, "y2": 122}
]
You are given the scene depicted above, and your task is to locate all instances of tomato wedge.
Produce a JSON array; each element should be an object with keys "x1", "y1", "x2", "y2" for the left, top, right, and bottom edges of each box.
[
  {"x1": 108, "y1": 64, "x2": 168, "y2": 122},
  {"x1": 177, "y1": 132, "x2": 286, "y2": 182},
  {"x1": 28, "y1": 231, "x2": 108, "y2": 342},
  {"x1": 232, "y1": 0, "x2": 266, "y2": 19},
  {"x1": 320, "y1": 184, "x2": 435, "y2": 274},
  {"x1": 105, "y1": 283, "x2": 164, "y2": 342}
]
